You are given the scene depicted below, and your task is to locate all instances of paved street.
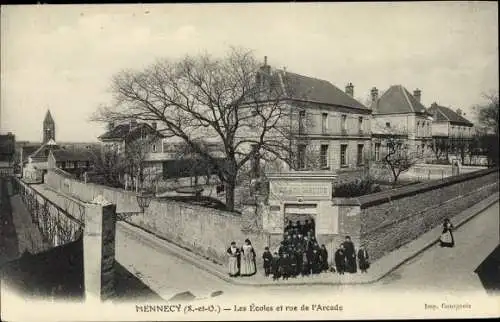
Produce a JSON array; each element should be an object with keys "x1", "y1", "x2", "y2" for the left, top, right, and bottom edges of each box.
[{"x1": 116, "y1": 201, "x2": 499, "y2": 300}]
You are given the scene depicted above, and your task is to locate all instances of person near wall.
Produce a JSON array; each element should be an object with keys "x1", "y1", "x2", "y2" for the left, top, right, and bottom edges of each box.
[
  {"x1": 439, "y1": 218, "x2": 455, "y2": 248},
  {"x1": 240, "y1": 239, "x2": 257, "y2": 276},
  {"x1": 262, "y1": 247, "x2": 273, "y2": 277},
  {"x1": 272, "y1": 252, "x2": 281, "y2": 281},
  {"x1": 226, "y1": 242, "x2": 240, "y2": 277},
  {"x1": 335, "y1": 244, "x2": 346, "y2": 275},
  {"x1": 342, "y1": 236, "x2": 357, "y2": 273},
  {"x1": 357, "y1": 246, "x2": 370, "y2": 273},
  {"x1": 320, "y1": 244, "x2": 329, "y2": 272}
]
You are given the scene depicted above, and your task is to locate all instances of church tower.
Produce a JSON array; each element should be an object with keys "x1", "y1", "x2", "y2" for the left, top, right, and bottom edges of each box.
[{"x1": 43, "y1": 110, "x2": 56, "y2": 143}]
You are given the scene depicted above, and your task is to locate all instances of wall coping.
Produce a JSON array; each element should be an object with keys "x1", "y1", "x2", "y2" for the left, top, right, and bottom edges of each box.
[
  {"x1": 339, "y1": 167, "x2": 498, "y2": 209},
  {"x1": 267, "y1": 171, "x2": 337, "y2": 180}
]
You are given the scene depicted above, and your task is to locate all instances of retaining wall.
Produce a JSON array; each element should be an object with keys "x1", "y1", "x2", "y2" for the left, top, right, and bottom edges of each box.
[{"x1": 355, "y1": 167, "x2": 499, "y2": 261}]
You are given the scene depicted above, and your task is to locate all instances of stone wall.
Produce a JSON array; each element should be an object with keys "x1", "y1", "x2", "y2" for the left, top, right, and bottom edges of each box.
[
  {"x1": 45, "y1": 169, "x2": 141, "y2": 213},
  {"x1": 369, "y1": 162, "x2": 488, "y2": 182},
  {"x1": 45, "y1": 169, "x2": 269, "y2": 267},
  {"x1": 357, "y1": 168, "x2": 498, "y2": 261},
  {"x1": 126, "y1": 199, "x2": 268, "y2": 266}
]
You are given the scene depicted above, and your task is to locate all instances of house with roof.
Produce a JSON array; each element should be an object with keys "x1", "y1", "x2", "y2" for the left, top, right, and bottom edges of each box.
[
  {"x1": 369, "y1": 85, "x2": 434, "y2": 160},
  {"x1": 244, "y1": 57, "x2": 372, "y2": 173},
  {"x1": 0, "y1": 132, "x2": 16, "y2": 176},
  {"x1": 427, "y1": 102, "x2": 474, "y2": 139},
  {"x1": 98, "y1": 119, "x2": 166, "y2": 189},
  {"x1": 47, "y1": 148, "x2": 97, "y2": 179}
]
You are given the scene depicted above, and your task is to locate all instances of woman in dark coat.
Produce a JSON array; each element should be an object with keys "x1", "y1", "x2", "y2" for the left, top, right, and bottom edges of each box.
[
  {"x1": 357, "y1": 246, "x2": 370, "y2": 273},
  {"x1": 342, "y1": 236, "x2": 357, "y2": 273},
  {"x1": 334, "y1": 244, "x2": 346, "y2": 275},
  {"x1": 320, "y1": 244, "x2": 329, "y2": 272},
  {"x1": 439, "y1": 218, "x2": 455, "y2": 247}
]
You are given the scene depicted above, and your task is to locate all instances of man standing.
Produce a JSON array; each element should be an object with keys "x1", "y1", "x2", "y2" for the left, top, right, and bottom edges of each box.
[
  {"x1": 342, "y1": 236, "x2": 357, "y2": 273},
  {"x1": 262, "y1": 247, "x2": 273, "y2": 277}
]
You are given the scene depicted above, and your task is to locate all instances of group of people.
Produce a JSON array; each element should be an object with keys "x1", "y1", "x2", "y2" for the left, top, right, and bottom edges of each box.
[
  {"x1": 226, "y1": 239, "x2": 257, "y2": 277},
  {"x1": 226, "y1": 220, "x2": 371, "y2": 280},
  {"x1": 334, "y1": 236, "x2": 370, "y2": 274},
  {"x1": 262, "y1": 220, "x2": 329, "y2": 280}
]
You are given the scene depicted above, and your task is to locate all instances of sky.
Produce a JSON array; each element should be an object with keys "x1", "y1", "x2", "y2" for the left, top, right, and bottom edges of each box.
[{"x1": 1, "y1": 2, "x2": 498, "y2": 142}]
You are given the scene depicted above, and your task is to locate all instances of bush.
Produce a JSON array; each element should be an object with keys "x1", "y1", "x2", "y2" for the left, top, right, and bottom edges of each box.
[
  {"x1": 333, "y1": 177, "x2": 380, "y2": 198},
  {"x1": 426, "y1": 159, "x2": 450, "y2": 165}
]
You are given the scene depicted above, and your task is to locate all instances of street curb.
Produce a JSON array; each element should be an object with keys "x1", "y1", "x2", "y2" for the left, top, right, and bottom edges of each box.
[
  {"x1": 365, "y1": 191, "x2": 500, "y2": 285},
  {"x1": 123, "y1": 192, "x2": 498, "y2": 287}
]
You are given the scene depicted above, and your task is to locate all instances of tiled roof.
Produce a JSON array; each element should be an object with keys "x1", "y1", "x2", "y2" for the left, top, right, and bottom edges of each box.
[
  {"x1": 373, "y1": 85, "x2": 429, "y2": 115},
  {"x1": 51, "y1": 149, "x2": 95, "y2": 162},
  {"x1": 278, "y1": 70, "x2": 369, "y2": 110},
  {"x1": 29, "y1": 141, "x2": 57, "y2": 162},
  {"x1": 98, "y1": 123, "x2": 163, "y2": 140},
  {"x1": 427, "y1": 103, "x2": 473, "y2": 126},
  {"x1": 246, "y1": 68, "x2": 368, "y2": 110}
]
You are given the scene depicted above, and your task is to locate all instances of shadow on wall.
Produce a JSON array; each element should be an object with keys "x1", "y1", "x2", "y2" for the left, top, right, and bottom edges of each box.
[
  {"x1": 475, "y1": 245, "x2": 500, "y2": 295},
  {"x1": 112, "y1": 260, "x2": 163, "y2": 302},
  {"x1": 0, "y1": 178, "x2": 19, "y2": 266},
  {"x1": 0, "y1": 235, "x2": 84, "y2": 301}
]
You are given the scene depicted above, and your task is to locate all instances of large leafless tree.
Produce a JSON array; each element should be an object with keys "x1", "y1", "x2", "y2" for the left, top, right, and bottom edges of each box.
[
  {"x1": 383, "y1": 137, "x2": 418, "y2": 184},
  {"x1": 92, "y1": 47, "x2": 306, "y2": 211}
]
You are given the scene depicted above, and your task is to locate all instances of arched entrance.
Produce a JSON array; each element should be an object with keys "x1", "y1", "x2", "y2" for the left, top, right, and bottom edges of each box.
[{"x1": 283, "y1": 204, "x2": 317, "y2": 237}]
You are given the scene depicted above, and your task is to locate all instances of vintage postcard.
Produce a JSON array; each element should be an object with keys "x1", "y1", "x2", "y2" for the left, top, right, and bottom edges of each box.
[{"x1": 1, "y1": 2, "x2": 499, "y2": 321}]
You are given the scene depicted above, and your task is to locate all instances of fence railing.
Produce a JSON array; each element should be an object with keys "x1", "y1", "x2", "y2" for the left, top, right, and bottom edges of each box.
[{"x1": 11, "y1": 177, "x2": 85, "y2": 247}]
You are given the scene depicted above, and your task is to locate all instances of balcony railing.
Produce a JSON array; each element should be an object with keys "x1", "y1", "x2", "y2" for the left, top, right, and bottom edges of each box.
[{"x1": 11, "y1": 177, "x2": 85, "y2": 248}]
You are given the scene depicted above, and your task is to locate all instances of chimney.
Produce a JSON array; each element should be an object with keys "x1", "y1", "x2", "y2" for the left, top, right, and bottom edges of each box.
[
  {"x1": 413, "y1": 88, "x2": 421, "y2": 102},
  {"x1": 151, "y1": 122, "x2": 157, "y2": 130},
  {"x1": 371, "y1": 87, "x2": 379, "y2": 102},
  {"x1": 345, "y1": 82, "x2": 354, "y2": 97}
]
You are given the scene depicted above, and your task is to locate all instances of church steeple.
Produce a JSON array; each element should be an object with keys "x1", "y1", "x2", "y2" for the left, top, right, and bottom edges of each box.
[{"x1": 43, "y1": 109, "x2": 56, "y2": 143}]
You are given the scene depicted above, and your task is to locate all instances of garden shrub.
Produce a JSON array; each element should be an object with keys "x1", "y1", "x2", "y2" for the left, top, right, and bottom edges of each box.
[{"x1": 333, "y1": 176, "x2": 380, "y2": 197}]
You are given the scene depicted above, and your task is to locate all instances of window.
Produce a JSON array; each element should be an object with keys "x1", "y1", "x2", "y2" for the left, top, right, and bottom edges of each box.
[
  {"x1": 417, "y1": 121, "x2": 420, "y2": 136},
  {"x1": 357, "y1": 144, "x2": 364, "y2": 165},
  {"x1": 340, "y1": 144, "x2": 348, "y2": 167},
  {"x1": 320, "y1": 144, "x2": 329, "y2": 168},
  {"x1": 299, "y1": 110, "x2": 306, "y2": 134},
  {"x1": 321, "y1": 113, "x2": 328, "y2": 134},
  {"x1": 66, "y1": 161, "x2": 75, "y2": 169},
  {"x1": 358, "y1": 117, "x2": 363, "y2": 133},
  {"x1": 374, "y1": 143, "x2": 381, "y2": 161},
  {"x1": 386, "y1": 122, "x2": 391, "y2": 128},
  {"x1": 77, "y1": 161, "x2": 87, "y2": 168},
  {"x1": 341, "y1": 115, "x2": 347, "y2": 133},
  {"x1": 152, "y1": 144, "x2": 157, "y2": 152},
  {"x1": 421, "y1": 143, "x2": 425, "y2": 155},
  {"x1": 297, "y1": 144, "x2": 307, "y2": 169}
]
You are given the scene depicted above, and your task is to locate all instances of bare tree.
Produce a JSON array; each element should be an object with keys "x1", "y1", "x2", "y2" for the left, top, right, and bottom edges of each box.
[
  {"x1": 430, "y1": 137, "x2": 449, "y2": 161},
  {"x1": 89, "y1": 148, "x2": 126, "y2": 188},
  {"x1": 382, "y1": 137, "x2": 418, "y2": 184},
  {"x1": 92, "y1": 47, "x2": 306, "y2": 211},
  {"x1": 123, "y1": 137, "x2": 157, "y2": 192},
  {"x1": 473, "y1": 92, "x2": 499, "y2": 166}
]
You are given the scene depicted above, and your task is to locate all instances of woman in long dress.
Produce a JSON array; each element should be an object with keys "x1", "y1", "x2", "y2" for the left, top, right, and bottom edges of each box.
[
  {"x1": 240, "y1": 239, "x2": 257, "y2": 276},
  {"x1": 357, "y1": 246, "x2": 370, "y2": 273},
  {"x1": 439, "y1": 218, "x2": 455, "y2": 248},
  {"x1": 226, "y1": 241, "x2": 240, "y2": 277}
]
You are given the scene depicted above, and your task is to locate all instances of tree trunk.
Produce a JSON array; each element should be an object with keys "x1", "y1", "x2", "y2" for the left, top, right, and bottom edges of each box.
[{"x1": 225, "y1": 178, "x2": 236, "y2": 211}]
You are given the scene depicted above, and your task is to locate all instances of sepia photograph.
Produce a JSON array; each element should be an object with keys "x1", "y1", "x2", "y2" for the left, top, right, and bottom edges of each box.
[{"x1": 0, "y1": 2, "x2": 499, "y2": 321}]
